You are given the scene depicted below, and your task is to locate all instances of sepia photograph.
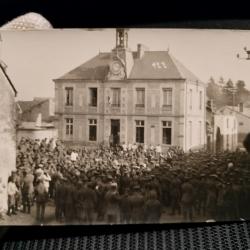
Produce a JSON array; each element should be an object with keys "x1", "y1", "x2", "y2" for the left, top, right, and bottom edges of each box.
[{"x1": 1, "y1": 27, "x2": 250, "y2": 226}]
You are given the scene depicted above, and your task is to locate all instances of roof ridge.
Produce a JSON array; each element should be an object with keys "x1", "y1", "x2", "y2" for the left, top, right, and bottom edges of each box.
[
  {"x1": 218, "y1": 106, "x2": 250, "y2": 119},
  {"x1": 168, "y1": 53, "x2": 202, "y2": 83}
]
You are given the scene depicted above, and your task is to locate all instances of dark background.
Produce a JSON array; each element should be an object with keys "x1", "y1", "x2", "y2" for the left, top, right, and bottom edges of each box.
[
  {"x1": 1, "y1": 0, "x2": 250, "y2": 29},
  {"x1": 1, "y1": 0, "x2": 250, "y2": 245}
]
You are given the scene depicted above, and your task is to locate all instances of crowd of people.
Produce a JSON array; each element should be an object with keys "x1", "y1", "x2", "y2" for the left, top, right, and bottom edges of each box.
[{"x1": 3, "y1": 137, "x2": 250, "y2": 224}]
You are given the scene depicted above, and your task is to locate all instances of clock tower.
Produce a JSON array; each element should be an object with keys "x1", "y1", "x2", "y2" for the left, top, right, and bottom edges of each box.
[
  {"x1": 116, "y1": 28, "x2": 128, "y2": 49},
  {"x1": 107, "y1": 28, "x2": 134, "y2": 80}
]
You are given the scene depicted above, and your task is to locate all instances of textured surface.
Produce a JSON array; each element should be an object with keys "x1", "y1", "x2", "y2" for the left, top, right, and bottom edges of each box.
[
  {"x1": 0, "y1": 12, "x2": 52, "y2": 30},
  {"x1": 2, "y1": 222, "x2": 250, "y2": 249}
]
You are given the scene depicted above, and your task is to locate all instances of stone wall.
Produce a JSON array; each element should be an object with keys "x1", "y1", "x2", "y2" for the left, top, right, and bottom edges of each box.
[{"x1": 0, "y1": 69, "x2": 16, "y2": 210}]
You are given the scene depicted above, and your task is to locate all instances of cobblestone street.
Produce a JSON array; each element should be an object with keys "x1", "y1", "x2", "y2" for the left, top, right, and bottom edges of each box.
[{"x1": 0, "y1": 201, "x2": 206, "y2": 226}]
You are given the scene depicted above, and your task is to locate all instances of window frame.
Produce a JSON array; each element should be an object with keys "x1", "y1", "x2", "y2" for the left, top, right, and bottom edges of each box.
[
  {"x1": 65, "y1": 87, "x2": 73, "y2": 106},
  {"x1": 111, "y1": 88, "x2": 121, "y2": 107},
  {"x1": 65, "y1": 118, "x2": 73, "y2": 136},
  {"x1": 199, "y1": 90, "x2": 202, "y2": 110},
  {"x1": 189, "y1": 89, "x2": 193, "y2": 110},
  {"x1": 89, "y1": 119, "x2": 97, "y2": 141},
  {"x1": 135, "y1": 120, "x2": 145, "y2": 143},
  {"x1": 136, "y1": 88, "x2": 145, "y2": 108},
  {"x1": 162, "y1": 88, "x2": 173, "y2": 111},
  {"x1": 89, "y1": 88, "x2": 98, "y2": 107},
  {"x1": 162, "y1": 121, "x2": 172, "y2": 145}
]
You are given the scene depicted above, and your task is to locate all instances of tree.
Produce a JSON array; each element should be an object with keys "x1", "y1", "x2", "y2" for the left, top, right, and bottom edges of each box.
[
  {"x1": 236, "y1": 80, "x2": 246, "y2": 91},
  {"x1": 243, "y1": 133, "x2": 250, "y2": 153},
  {"x1": 226, "y1": 78, "x2": 234, "y2": 89},
  {"x1": 218, "y1": 77, "x2": 225, "y2": 86}
]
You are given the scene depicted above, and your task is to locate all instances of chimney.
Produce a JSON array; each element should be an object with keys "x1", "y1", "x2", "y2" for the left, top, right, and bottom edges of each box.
[
  {"x1": 239, "y1": 102, "x2": 244, "y2": 112},
  {"x1": 36, "y1": 113, "x2": 42, "y2": 127},
  {"x1": 137, "y1": 43, "x2": 146, "y2": 59}
]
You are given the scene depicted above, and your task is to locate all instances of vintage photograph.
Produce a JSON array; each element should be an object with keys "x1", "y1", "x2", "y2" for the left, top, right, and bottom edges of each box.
[{"x1": 1, "y1": 28, "x2": 250, "y2": 225}]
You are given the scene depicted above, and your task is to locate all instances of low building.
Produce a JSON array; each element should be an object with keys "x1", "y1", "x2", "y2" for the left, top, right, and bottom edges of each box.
[
  {"x1": 54, "y1": 29, "x2": 206, "y2": 152},
  {"x1": 17, "y1": 121, "x2": 58, "y2": 142},
  {"x1": 17, "y1": 97, "x2": 55, "y2": 122},
  {"x1": 16, "y1": 97, "x2": 58, "y2": 141},
  {"x1": 206, "y1": 100, "x2": 238, "y2": 152},
  {"x1": 217, "y1": 104, "x2": 250, "y2": 147},
  {"x1": 214, "y1": 112, "x2": 238, "y2": 152},
  {"x1": 0, "y1": 59, "x2": 17, "y2": 210}
]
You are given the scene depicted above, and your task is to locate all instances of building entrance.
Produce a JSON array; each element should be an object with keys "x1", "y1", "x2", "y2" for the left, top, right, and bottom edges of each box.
[{"x1": 110, "y1": 119, "x2": 120, "y2": 146}]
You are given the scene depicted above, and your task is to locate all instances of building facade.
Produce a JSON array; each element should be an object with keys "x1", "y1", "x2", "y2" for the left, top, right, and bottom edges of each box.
[
  {"x1": 0, "y1": 60, "x2": 17, "y2": 210},
  {"x1": 18, "y1": 97, "x2": 55, "y2": 122},
  {"x1": 217, "y1": 104, "x2": 250, "y2": 147},
  {"x1": 213, "y1": 113, "x2": 238, "y2": 151},
  {"x1": 54, "y1": 29, "x2": 206, "y2": 152}
]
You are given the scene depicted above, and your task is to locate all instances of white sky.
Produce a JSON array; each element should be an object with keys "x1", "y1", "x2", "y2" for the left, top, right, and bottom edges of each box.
[{"x1": 1, "y1": 28, "x2": 250, "y2": 100}]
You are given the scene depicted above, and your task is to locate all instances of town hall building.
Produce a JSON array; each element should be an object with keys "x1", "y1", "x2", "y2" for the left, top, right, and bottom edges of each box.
[{"x1": 54, "y1": 29, "x2": 206, "y2": 152}]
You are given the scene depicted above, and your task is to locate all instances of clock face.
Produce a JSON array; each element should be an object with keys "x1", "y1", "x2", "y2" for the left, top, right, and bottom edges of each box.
[{"x1": 110, "y1": 61, "x2": 122, "y2": 75}]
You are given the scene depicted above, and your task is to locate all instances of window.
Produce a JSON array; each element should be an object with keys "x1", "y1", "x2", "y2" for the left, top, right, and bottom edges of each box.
[
  {"x1": 136, "y1": 88, "x2": 145, "y2": 107},
  {"x1": 65, "y1": 87, "x2": 73, "y2": 106},
  {"x1": 162, "y1": 121, "x2": 172, "y2": 145},
  {"x1": 135, "y1": 120, "x2": 144, "y2": 143},
  {"x1": 226, "y1": 134, "x2": 229, "y2": 149},
  {"x1": 89, "y1": 119, "x2": 97, "y2": 141},
  {"x1": 89, "y1": 88, "x2": 97, "y2": 107},
  {"x1": 111, "y1": 88, "x2": 121, "y2": 107},
  {"x1": 189, "y1": 121, "x2": 192, "y2": 146},
  {"x1": 199, "y1": 91, "x2": 202, "y2": 110},
  {"x1": 163, "y1": 88, "x2": 172, "y2": 110},
  {"x1": 65, "y1": 118, "x2": 73, "y2": 135},
  {"x1": 189, "y1": 89, "x2": 192, "y2": 110},
  {"x1": 199, "y1": 121, "x2": 202, "y2": 144}
]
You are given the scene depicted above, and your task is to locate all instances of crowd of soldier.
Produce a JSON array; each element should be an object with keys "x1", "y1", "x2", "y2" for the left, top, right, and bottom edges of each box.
[{"x1": 3, "y1": 137, "x2": 250, "y2": 224}]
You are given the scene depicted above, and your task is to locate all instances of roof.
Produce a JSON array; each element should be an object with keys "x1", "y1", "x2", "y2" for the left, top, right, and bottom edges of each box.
[
  {"x1": 129, "y1": 51, "x2": 201, "y2": 82},
  {"x1": 18, "y1": 98, "x2": 49, "y2": 113},
  {"x1": 56, "y1": 50, "x2": 201, "y2": 82},
  {"x1": 58, "y1": 53, "x2": 110, "y2": 80},
  {"x1": 216, "y1": 106, "x2": 250, "y2": 119},
  {"x1": 0, "y1": 60, "x2": 17, "y2": 96}
]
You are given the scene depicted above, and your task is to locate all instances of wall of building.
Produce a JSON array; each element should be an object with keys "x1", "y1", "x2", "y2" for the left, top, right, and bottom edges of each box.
[
  {"x1": 21, "y1": 98, "x2": 54, "y2": 122},
  {"x1": 184, "y1": 81, "x2": 206, "y2": 151},
  {"x1": 214, "y1": 114, "x2": 238, "y2": 151},
  {"x1": 17, "y1": 128, "x2": 58, "y2": 142},
  {"x1": 217, "y1": 107, "x2": 250, "y2": 147},
  {"x1": 0, "y1": 70, "x2": 16, "y2": 210},
  {"x1": 54, "y1": 78, "x2": 206, "y2": 151}
]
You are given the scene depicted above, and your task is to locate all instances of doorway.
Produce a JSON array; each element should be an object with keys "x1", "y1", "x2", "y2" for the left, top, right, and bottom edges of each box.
[{"x1": 110, "y1": 119, "x2": 120, "y2": 145}]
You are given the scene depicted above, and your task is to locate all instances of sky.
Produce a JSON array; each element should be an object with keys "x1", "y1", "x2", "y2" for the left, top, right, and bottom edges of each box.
[{"x1": 1, "y1": 28, "x2": 250, "y2": 100}]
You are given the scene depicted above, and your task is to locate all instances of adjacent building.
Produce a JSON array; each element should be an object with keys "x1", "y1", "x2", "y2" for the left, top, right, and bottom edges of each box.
[
  {"x1": 217, "y1": 104, "x2": 250, "y2": 147},
  {"x1": 17, "y1": 97, "x2": 55, "y2": 122},
  {"x1": 0, "y1": 60, "x2": 17, "y2": 210},
  {"x1": 17, "y1": 97, "x2": 57, "y2": 141},
  {"x1": 54, "y1": 29, "x2": 206, "y2": 152}
]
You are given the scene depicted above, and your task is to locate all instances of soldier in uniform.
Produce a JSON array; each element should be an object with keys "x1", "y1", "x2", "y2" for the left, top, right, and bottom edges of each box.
[
  {"x1": 169, "y1": 175, "x2": 181, "y2": 216},
  {"x1": 129, "y1": 185, "x2": 145, "y2": 224},
  {"x1": 180, "y1": 175, "x2": 194, "y2": 222},
  {"x1": 21, "y1": 169, "x2": 34, "y2": 214},
  {"x1": 105, "y1": 182, "x2": 120, "y2": 224},
  {"x1": 119, "y1": 188, "x2": 131, "y2": 224},
  {"x1": 34, "y1": 178, "x2": 48, "y2": 224},
  {"x1": 144, "y1": 189, "x2": 162, "y2": 223}
]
